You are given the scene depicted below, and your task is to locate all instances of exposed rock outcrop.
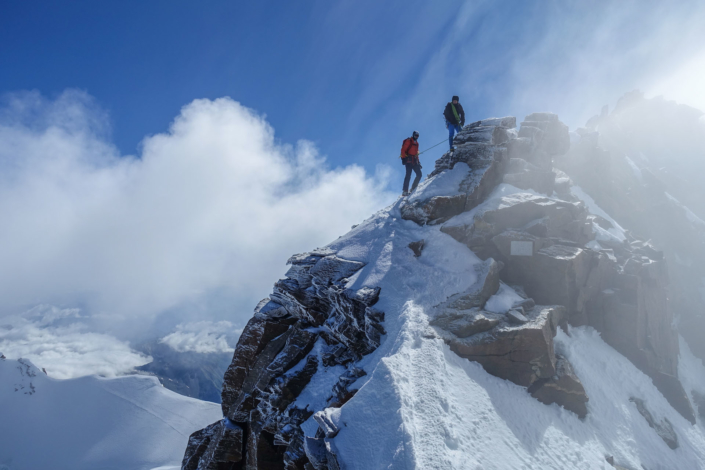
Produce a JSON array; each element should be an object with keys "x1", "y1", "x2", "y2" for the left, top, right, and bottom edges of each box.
[
  {"x1": 182, "y1": 419, "x2": 243, "y2": 470},
  {"x1": 184, "y1": 249, "x2": 383, "y2": 469},
  {"x1": 424, "y1": 111, "x2": 692, "y2": 423},
  {"x1": 408, "y1": 239, "x2": 425, "y2": 257},
  {"x1": 433, "y1": 116, "x2": 694, "y2": 422},
  {"x1": 529, "y1": 354, "x2": 589, "y2": 419},
  {"x1": 443, "y1": 305, "x2": 562, "y2": 388},
  {"x1": 630, "y1": 397, "x2": 679, "y2": 449},
  {"x1": 556, "y1": 92, "x2": 705, "y2": 369},
  {"x1": 401, "y1": 117, "x2": 516, "y2": 225},
  {"x1": 183, "y1": 108, "x2": 695, "y2": 468}
]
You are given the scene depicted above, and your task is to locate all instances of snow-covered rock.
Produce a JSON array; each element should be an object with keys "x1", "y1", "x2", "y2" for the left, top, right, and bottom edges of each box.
[{"x1": 182, "y1": 112, "x2": 705, "y2": 469}]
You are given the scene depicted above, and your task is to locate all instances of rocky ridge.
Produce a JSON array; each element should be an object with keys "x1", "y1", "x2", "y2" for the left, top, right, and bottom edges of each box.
[
  {"x1": 182, "y1": 110, "x2": 696, "y2": 469},
  {"x1": 555, "y1": 91, "x2": 705, "y2": 370}
]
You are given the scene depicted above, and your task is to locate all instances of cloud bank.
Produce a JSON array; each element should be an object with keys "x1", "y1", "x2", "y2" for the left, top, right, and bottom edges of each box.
[
  {"x1": 0, "y1": 305, "x2": 151, "y2": 379},
  {"x1": 160, "y1": 321, "x2": 240, "y2": 354},
  {"x1": 0, "y1": 90, "x2": 395, "y2": 376}
]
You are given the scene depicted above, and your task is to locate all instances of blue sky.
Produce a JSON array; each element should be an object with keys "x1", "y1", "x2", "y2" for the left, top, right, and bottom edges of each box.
[
  {"x1": 4, "y1": 0, "x2": 703, "y2": 175},
  {"x1": 1, "y1": 0, "x2": 705, "y2": 376}
]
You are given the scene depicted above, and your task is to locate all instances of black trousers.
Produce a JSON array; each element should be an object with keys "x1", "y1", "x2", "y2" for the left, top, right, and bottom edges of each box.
[{"x1": 403, "y1": 162, "x2": 422, "y2": 192}]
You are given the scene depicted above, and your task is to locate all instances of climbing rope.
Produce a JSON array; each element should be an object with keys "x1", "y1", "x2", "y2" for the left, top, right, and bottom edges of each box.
[
  {"x1": 397, "y1": 137, "x2": 449, "y2": 161},
  {"x1": 418, "y1": 138, "x2": 448, "y2": 155}
]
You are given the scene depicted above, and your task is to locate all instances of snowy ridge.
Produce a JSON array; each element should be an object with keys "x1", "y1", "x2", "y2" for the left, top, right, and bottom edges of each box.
[
  {"x1": 304, "y1": 189, "x2": 705, "y2": 469},
  {"x1": 183, "y1": 112, "x2": 705, "y2": 469}
]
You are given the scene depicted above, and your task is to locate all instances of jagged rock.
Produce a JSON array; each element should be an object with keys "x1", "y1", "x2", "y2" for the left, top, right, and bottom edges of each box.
[
  {"x1": 183, "y1": 250, "x2": 385, "y2": 469},
  {"x1": 445, "y1": 306, "x2": 562, "y2": 387},
  {"x1": 303, "y1": 437, "x2": 340, "y2": 470},
  {"x1": 605, "y1": 455, "x2": 640, "y2": 470},
  {"x1": 309, "y1": 256, "x2": 365, "y2": 285},
  {"x1": 475, "y1": 116, "x2": 517, "y2": 128},
  {"x1": 245, "y1": 416, "x2": 287, "y2": 469},
  {"x1": 431, "y1": 310, "x2": 502, "y2": 338},
  {"x1": 500, "y1": 243, "x2": 593, "y2": 315},
  {"x1": 553, "y1": 169, "x2": 572, "y2": 198},
  {"x1": 272, "y1": 257, "x2": 384, "y2": 359},
  {"x1": 441, "y1": 193, "x2": 591, "y2": 257},
  {"x1": 401, "y1": 194, "x2": 467, "y2": 226},
  {"x1": 581, "y1": 253, "x2": 695, "y2": 423},
  {"x1": 329, "y1": 367, "x2": 366, "y2": 407},
  {"x1": 513, "y1": 296, "x2": 536, "y2": 311},
  {"x1": 261, "y1": 355, "x2": 319, "y2": 417},
  {"x1": 13, "y1": 358, "x2": 38, "y2": 395},
  {"x1": 503, "y1": 170, "x2": 555, "y2": 195},
  {"x1": 503, "y1": 157, "x2": 556, "y2": 194},
  {"x1": 182, "y1": 421, "x2": 220, "y2": 470},
  {"x1": 506, "y1": 309, "x2": 528, "y2": 324},
  {"x1": 313, "y1": 409, "x2": 340, "y2": 438},
  {"x1": 438, "y1": 146, "x2": 694, "y2": 422},
  {"x1": 402, "y1": 118, "x2": 514, "y2": 225},
  {"x1": 303, "y1": 437, "x2": 328, "y2": 469},
  {"x1": 529, "y1": 354, "x2": 588, "y2": 418},
  {"x1": 345, "y1": 286, "x2": 380, "y2": 306},
  {"x1": 408, "y1": 239, "x2": 425, "y2": 257},
  {"x1": 555, "y1": 94, "x2": 705, "y2": 424},
  {"x1": 227, "y1": 326, "x2": 309, "y2": 422},
  {"x1": 520, "y1": 112, "x2": 571, "y2": 157},
  {"x1": 456, "y1": 258, "x2": 504, "y2": 309},
  {"x1": 648, "y1": 372, "x2": 695, "y2": 426},
  {"x1": 193, "y1": 419, "x2": 244, "y2": 470},
  {"x1": 453, "y1": 124, "x2": 511, "y2": 146},
  {"x1": 182, "y1": 106, "x2": 704, "y2": 467},
  {"x1": 630, "y1": 397, "x2": 679, "y2": 449},
  {"x1": 221, "y1": 316, "x2": 292, "y2": 414},
  {"x1": 506, "y1": 157, "x2": 539, "y2": 174},
  {"x1": 443, "y1": 258, "x2": 503, "y2": 310}
]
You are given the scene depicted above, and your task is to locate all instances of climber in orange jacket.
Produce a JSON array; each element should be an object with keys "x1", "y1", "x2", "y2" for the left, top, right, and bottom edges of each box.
[{"x1": 400, "y1": 131, "x2": 422, "y2": 196}]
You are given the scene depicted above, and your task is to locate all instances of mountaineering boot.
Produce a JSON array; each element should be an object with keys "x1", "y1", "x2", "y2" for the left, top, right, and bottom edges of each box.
[{"x1": 402, "y1": 191, "x2": 409, "y2": 197}]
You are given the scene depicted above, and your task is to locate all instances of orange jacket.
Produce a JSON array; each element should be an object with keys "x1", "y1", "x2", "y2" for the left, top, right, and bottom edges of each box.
[{"x1": 400, "y1": 138, "x2": 419, "y2": 165}]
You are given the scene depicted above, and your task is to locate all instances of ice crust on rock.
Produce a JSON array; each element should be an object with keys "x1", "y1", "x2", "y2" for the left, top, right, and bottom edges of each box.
[{"x1": 182, "y1": 111, "x2": 705, "y2": 469}]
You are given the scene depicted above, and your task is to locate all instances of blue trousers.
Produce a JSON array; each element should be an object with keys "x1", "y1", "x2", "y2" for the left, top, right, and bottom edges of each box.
[{"x1": 447, "y1": 122, "x2": 461, "y2": 149}]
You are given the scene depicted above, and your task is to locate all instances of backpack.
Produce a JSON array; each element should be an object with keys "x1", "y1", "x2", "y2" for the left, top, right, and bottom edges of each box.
[{"x1": 400, "y1": 138, "x2": 415, "y2": 165}]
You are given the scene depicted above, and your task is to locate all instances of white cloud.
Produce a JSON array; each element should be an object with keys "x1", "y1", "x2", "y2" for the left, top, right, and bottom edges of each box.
[
  {"x1": 159, "y1": 321, "x2": 240, "y2": 354},
  {"x1": 649, "y1": 48, "x2": 705, "y2": 113},
  {"x1": 0, "y1": 306, "x2": 151, "y2": 379},
  {"x1": 401, "y1": 1, "x2": 705, "y2": 136},
  {"x1": 0, "y1": 90, "x2": 395, "y2": 337}
]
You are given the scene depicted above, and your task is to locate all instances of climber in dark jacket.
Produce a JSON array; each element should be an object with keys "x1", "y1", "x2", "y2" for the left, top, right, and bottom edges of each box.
[
  {"x1": 443, "y1": 95, "x2": 465, "y2": 150},
  {"x1": 400, "y1": 131, "x2": 422, "y2": 196}
]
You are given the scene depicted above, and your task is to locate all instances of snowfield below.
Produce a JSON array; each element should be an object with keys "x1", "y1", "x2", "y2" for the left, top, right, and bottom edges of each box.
[
  {"x1": 289, "y1": 187, "x2": 705, "y2": 469},
  {"x1": 0, "y1": 357, "x2": 221, "y2": 470}
]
